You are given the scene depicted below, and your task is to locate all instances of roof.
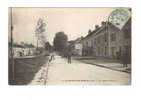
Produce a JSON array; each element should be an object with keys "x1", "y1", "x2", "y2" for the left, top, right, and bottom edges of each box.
[
  {"x1": 13, "y1": 44, "x2": 25, "y2": 48},
  {"x1": 84, "y1": 27, "x2": 100, "y2": 39},
  {"x1": 13, "y1": 43, "x2": 35, "y2": 48},
  {"x1": 68, "y1": 37, "x2": 83, "y2": 47},
  {"x1": 82, "y1": 17, "x2": 131, "y2": 41}
]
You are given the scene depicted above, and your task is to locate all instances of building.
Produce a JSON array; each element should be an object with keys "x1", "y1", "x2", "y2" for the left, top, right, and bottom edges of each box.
[
  {"x1": 13, "y1": 43, "x2": 36, "y2": 57},
  {"x1": 82, "y1": 22, "x2": 108, "y2": 57},
  {"x1": 81, "y1": 30, "x2": 93, "y2": 56},
  {"x1": 82, "y1": 27, "x2": 97, "y2": 56},
  {"x1": 68, "y1": 37, "x2": 83, "y2": 56},
  {"x1": 94, "y1": 22, "x2": 109, "y2": 58},
  {"x1": 108, "y1": 18, "x2": 131, "y2": 60},
  {"x1": 81, "y1": 19, "x2": 131, "y2": 60},
  {"x1": 73, "y1": 38, "x2": 83, "y2": 56}
]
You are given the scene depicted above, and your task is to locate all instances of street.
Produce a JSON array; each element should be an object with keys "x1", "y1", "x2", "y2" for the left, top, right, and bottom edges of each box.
[{"x1": 29, "y1": 54, "x2": 131, "y2": 85}]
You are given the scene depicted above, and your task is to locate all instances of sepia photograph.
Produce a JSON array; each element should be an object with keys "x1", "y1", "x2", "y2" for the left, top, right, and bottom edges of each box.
[{"x1": 8, "y1": 7, "x2": 131, "y2": 85}]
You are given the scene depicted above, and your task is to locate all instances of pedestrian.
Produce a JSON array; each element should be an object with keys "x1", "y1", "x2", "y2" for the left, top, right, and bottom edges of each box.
[
  {"x1": 51, "y1": 53, "x2": 55, "y2": 60},
  {"x1": 116, "y1": 51, "x2": 120, "y2": 60},
  {"x1": 120, "y1": 52, "x2": 128, "y2": 67},
  {"x1": 67, "y1": 52, "x2": 72, "y2": 64},
  {"x1": 19, "y1": 51, "x2": 22, "y2": 57},
  {"x1": 48, "y1": 54, "x2": 52, "y2": 63}
]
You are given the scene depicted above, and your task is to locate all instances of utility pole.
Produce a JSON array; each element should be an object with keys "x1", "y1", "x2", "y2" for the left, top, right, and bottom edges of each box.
[
  {"x1": 106, "y1": 14, "x2": 111, "y2": 58},
  {"x1": 10, "y1": 7, "x2": 15, "y2": 81},
  {"x1": 37, "y1": 34, "x2": 39, "y2": 54}
]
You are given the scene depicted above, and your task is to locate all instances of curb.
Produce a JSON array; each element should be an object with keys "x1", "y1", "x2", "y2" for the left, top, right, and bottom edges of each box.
[{"x1": 79, "y1": 60, "x2": 131, "y2": 74}]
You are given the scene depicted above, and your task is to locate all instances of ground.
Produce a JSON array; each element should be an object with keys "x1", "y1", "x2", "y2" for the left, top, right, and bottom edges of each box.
[
  {"x1": 29, "y1": 55, "x2": 131, "y2": 85},
  {"x1": 8, "y1": 56, "x2": 48, "y2": 85}
]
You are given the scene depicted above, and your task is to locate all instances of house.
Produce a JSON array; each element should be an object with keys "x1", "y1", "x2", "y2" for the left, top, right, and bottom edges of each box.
[
  {"x1": 81, "y1": 18, "x2": 131, "y2": 60},
  {"x1": 108, "y1": 18, "x2": 131, "y2": 59},
  {"x1": 82, "y1": 24, "x2": 103, "y2": 57},
  {"x1": 93, "y1": 22, "x2": 109, "y2": 58},
  {"x1": 68, "y1": 37, "x2": 83, "y2": 56},
  {"x1": 13, "y1": 43, "x2": 36, "y2": 57}
]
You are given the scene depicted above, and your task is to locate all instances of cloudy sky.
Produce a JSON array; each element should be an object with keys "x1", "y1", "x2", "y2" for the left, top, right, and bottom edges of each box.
[{"x1": 9, "y1": 8, "x2": 115, "y2": 45}]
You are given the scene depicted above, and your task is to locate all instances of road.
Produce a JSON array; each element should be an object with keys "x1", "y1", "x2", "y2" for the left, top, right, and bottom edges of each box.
[{"x1": 29, "y1": 55, "x2": 131, "y2": 85}]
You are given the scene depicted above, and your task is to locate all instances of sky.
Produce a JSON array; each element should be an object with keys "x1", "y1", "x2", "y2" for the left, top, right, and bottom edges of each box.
[{"x1": 9, "y1": 8, "x2": 115, "y2": 45}]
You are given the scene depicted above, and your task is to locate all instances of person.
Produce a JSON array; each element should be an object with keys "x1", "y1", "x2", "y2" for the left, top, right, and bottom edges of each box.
[
  {"x1": 67, "y1": 52, "x2": 72, "y2": 64},
  {"x1": 48, "y1": 53, "x2": 55, "y2": 63},
  {"x1": 48, "y1": 54, "x2": 51, "y2": 64},
  {"x1": 116, "y1": 51, "x2": 120, "y2": 60},
  {"x1": 51, "y1": 53, "x2": 55, "y2": 60},
  {"x1": 121, "y1": 52, "x2": 128, "y2": 67},
  {"x1": 19, "y1": 51, "x2": 22, "y2": 57}
]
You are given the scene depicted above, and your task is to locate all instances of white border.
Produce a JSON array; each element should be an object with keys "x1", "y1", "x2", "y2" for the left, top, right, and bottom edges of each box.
[{"x1": 0, "y1": 0, "x2": 141, "y2": 100}]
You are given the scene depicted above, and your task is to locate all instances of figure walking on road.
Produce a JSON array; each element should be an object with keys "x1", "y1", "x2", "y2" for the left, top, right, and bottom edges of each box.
[
  {"x1": 121, "y1": 52, "x2": 128, "y2": 67},
  {"x1": 67, "y1": 52, "x2": 72, "y2": 64},
  {"x1": 48, "y1": 53, "x2": 55, "y2": 63}
]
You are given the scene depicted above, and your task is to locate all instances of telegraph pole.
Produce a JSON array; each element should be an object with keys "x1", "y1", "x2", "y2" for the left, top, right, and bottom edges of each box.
[
  {"x1": 107, "y1": 14, "x2": 111, "y2": 58},
  {"x1": 37, "y1": 35, "x2": 39, "y2": 54},
  {"x1": 10, "y1": 7, "x2": 15, "y2": 81}
]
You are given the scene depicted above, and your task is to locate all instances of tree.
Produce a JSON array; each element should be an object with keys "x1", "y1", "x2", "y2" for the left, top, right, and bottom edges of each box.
[
  {"x1": 53, "y1": 32, "x2": 68, "y2": 53},
  {"x1": 45, "y1": 41, "x2": 51, "y2": 51},
  {"x1": 35, "y1": 18, "x2": 47, "y2": 48}
]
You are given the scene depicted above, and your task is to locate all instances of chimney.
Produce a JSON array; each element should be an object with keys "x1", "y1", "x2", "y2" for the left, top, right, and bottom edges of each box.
[
  {"x1": 88, "y1": 29, "x2": 91, "y2": 34},
  {"x1": 101, "y1": 21, "x2": 106, "y2": 26},
  {"x1": 95, "y1": 25, "x2": 99, "y2": 29}
]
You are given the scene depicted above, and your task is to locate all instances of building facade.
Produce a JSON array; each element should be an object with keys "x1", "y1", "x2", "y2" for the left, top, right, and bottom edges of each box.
[
  {"x1": 81, "y1": 19, "x2": 131, "y2": 60},
  {"x1": 82, "y1": 22, "x2": 109, "y2": 58},
  {"x1": 13, "y1": 44, "x2": 36, "y2": 57},
  {"x1": 94, "y1": 22, "x2": 109, "y2": 58},
  {"x1": 68, "y1": 37, "x2": 83, "y2": 56},
  {"x1": 108, "y1": 18, "x2": 131, "y2": 60},
  {"x1": 82, "y1": 26, "x2": 100, "y2": 56}
]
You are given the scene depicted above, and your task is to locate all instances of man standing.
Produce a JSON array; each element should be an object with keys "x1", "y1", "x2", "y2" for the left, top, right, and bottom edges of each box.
[
  {"x1": 67, "y1": 51, "x2": 72, "y2": 64},
  {"x1": 121, "y1": 52, "x2": 128, "y2": 67}
]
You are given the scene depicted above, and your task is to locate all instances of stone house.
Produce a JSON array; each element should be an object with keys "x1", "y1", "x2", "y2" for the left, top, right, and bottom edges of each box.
[
  {"x1": 68, "y1": 37, "x2": 83, "y2": 56},
  {"x1": 81, "y1": 19, "x2": 131, "y2": 60},
  {"x1": 94, "y1": 22, "x2": 109, "y2": 58},
  {"x1": 82, "y1": 26, "x2": 100, "y2": 56},
  {"x1": 13, "y1": 43, "x2": 36, "y2": 57},
  {"x1": 108, "y1": 18, "x2": 131, "y2": 59}
]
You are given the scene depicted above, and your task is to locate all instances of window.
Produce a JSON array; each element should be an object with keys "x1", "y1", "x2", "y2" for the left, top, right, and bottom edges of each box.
[
  {"x1": 111, "y1": 47, "x2": 116, "y2": 56},
  {"x1": 94, "y1": 39, "x2": 96, "y2": 45},
  {"x1": 91, "y1": 40, "x2": 93, "y2": 48},
  {"x1": 110, "y1": 33, "x2": 116, "y2": 41},
  {"x1": 104, "y1": 34, "x2": 107, "y2": 42},
  {"x1": 97, "y1": 37, "x2": 100, "y2": 44},
  {"x1": 98, "y1": 47, "x2": 100, "y2": 55},
  {"x1": 86, "y1": 42, "x2": 88, "y2": 47},
  {"x1": 105, "y1": 46, "x2": 107, "y2": 56}
]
